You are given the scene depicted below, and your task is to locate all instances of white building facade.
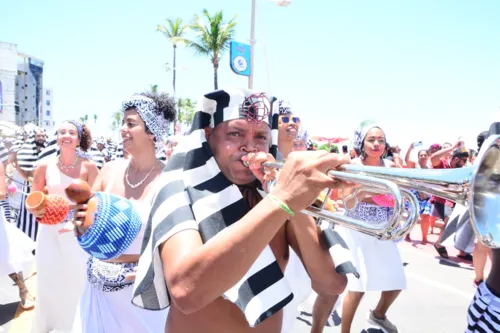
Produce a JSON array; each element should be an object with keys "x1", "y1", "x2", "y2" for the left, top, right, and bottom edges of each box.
[
  {"x1": 16, "y1": 53, "x2": 44, "y2": 127},
  {"x1": 0, "y1": 42, "x2": 18, "y2": 125}
]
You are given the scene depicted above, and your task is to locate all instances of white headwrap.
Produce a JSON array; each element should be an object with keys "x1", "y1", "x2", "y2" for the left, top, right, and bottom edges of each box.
[{"x1": 352, "y1": 123, "x2": 384, "y2": 151}]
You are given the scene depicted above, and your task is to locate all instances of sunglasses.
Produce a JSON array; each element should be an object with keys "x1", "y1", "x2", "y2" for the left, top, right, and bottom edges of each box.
[{"x1": 281, "y1": 116, "x2": 300, "y2": 124}]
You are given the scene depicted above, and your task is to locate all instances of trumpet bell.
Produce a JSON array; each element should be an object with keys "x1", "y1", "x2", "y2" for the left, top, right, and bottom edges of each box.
[{"x1": 470, "y1": 137, "x2": 500, "y2": 248}]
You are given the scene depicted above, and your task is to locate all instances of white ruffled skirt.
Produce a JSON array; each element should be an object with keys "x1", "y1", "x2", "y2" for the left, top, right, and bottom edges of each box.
[
  {"x1": 337, "y1": 227, "x2": 406, "y2": 292},
  {"x1": 0, "y1": 207, "x2": 35, "y2": 275},
  {"x1": 75, "y1": 257, "x2": 168, "y2": 333}
]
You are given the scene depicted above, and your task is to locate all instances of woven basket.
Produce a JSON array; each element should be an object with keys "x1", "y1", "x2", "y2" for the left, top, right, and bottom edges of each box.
[{"x1": 77, "y1": 192, "x2": 142, "y2": 260}]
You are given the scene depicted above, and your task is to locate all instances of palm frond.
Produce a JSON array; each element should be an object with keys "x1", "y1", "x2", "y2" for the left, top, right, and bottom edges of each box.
[
  {"x1": 157, "y1": 17, "x2": 188, "y2": 46},
  {"x1": 187, "y1": 41, "x2": 210, "y2": 56},
  {"x1": 186, "y1": 9, "x2": 237, "y2": 59}
]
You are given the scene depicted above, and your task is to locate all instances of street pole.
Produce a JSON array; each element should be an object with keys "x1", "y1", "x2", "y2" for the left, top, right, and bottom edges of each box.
[{"x1": 248, "y1": 0, "x2": 256, "y2": 90}]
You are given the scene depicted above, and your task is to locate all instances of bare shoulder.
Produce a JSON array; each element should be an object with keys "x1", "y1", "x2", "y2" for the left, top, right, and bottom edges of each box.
[
  {"x1": 36, "y1": 157, "x2": 55, "y2": 170},
  {"x1": 81, "y1": 157, "x2": 97, "y2": 168}
]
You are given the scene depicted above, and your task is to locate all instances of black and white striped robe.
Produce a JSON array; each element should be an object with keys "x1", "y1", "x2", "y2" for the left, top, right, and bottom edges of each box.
[
  {"x1": 132, "y1": 88, "x2": 358, "y2": 327},
  {"x1": 466, "y1": 281, "x2": 500, "y2": 333},
  {"x1": 15, "y1": 135, "x2": 45, "y2": 241}
]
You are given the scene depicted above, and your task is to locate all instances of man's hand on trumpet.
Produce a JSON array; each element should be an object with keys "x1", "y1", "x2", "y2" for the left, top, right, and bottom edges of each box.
[{"x1": 241, "y1": 150, "x2": 351, "y2": 214}]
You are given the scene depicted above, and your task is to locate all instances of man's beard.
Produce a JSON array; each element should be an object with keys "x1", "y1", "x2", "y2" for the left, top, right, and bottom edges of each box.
[{"x1": 35, "y1": 140, "x2": 45, "y2": 148}]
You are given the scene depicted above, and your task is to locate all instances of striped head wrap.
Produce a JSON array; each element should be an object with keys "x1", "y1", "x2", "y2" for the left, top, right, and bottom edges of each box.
[{"x1": 132, "y1": 88, "x2": 285, "y2": 327}]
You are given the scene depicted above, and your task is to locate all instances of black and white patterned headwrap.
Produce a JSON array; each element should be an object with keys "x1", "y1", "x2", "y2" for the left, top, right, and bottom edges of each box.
[
  {"x1": 132, "y1": 88, "x2": 285, "y2": 327},
  {"x1": 122, "y1": 95, "x2": 169, "y2": 154},
  {"x1": 277, "y1": 99, "x2": 292, "y2": 115}
]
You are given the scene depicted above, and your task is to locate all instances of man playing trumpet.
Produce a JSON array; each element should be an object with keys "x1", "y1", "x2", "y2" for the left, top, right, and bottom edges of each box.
[{"x1": 132, "y1": 89, "x2": 355, "y2": 333}]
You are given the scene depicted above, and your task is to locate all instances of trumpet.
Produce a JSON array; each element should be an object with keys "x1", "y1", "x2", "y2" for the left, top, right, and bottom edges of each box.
[{"x1": 264, "y1": 135, "x2": 500, "y2": 248}]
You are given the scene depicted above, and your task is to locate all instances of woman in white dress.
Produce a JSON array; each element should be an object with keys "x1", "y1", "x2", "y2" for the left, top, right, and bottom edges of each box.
[
  {"x1": 339, "y1": 124, "x2": 406, "y2": 333},
  {"x1": 0, "y1": 161, "x2": 36, "y2": 309},
  {"x1": 71, "y1": 93, "x2": 173, "y2": 333},
  {"x1": 28, "y1": 121, "x2": 99, "y2": 333}
]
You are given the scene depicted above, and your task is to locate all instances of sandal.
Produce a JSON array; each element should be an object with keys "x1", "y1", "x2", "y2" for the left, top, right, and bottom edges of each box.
[
  {"x1": 434, "y1": 244, "x2": 449, "y2": 258},
  {"x1": 457, "y1": 253, "x2": 473, "y2": 261}
]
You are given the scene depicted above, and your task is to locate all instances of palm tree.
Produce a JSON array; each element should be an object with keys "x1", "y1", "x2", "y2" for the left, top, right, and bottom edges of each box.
[
  {"x1": 109, "y1": 110, "x2": 123, "y2": 131},
  {"x1": 157, "y1": 18, "x2": 188, "y2": 95},
  {"x1": 148, "y1": 84, "x2": 159, "y2": 96},
  {"x1": 93, "y1": 114, "x2": 98, "y2": 124},
  {"x1": 178, "y1": 98, "x2": 196, "y2": 125},
  {"x1": 185, "y1": 9, "x2": 237, "y2": 90},
  {"x1": 79, "y1": 116, "x2": 86, "y2": 124},
  {"x1": 83, "y1": 114, "x2": 89, "y2": 124}
]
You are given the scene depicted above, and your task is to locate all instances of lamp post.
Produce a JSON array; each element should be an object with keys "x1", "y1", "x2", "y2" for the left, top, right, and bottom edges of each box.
[{"x1": 248, "y1": 0, "x2": 290, "y2": 90}]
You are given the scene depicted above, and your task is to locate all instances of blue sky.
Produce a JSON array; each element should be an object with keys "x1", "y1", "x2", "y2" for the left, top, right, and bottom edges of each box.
[{"x1": 2, "y1": 0, "x2": 499, "y2": 150}]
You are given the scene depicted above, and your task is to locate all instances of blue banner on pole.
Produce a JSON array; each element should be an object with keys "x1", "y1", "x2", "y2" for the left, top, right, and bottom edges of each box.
[{"x1": 230, "y1": 41, "x2": 251, "y2": 77}]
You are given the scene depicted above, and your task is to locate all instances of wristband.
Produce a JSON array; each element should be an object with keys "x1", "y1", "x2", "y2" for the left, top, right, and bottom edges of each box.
[{"x1": 267, "y1": 194, "x2": 295, "y2": 217}]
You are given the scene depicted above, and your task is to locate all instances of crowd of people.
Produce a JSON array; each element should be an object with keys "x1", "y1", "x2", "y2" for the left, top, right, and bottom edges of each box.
[{"x1": 0, "y1": 88, "x2": 497, "y2": 333}]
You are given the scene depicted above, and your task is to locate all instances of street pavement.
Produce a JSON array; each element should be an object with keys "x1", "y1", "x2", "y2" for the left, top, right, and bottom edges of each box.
[{"x1": 1, "y1": 227, "x2": 480, "y2": 333}]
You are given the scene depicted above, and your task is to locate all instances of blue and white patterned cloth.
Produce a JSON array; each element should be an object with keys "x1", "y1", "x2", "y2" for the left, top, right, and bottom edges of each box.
[{"x1": 86, "y1": 257, "x2": 135, "y2": 292}]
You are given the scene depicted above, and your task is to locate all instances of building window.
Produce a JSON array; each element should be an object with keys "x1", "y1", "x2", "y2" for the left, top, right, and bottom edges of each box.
[
  {"x1": 46, "y1": 100, "x2": 50, "y2": 106},
  {"x1": 24, "y1": 96, "x2": 27, "y2": 100},
  {"x1": 46, "y1": 110, "x2": 50, "y2": 116},
  {"x1": 46, "y1": 90, "x2": 50, "y2": 95}
]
